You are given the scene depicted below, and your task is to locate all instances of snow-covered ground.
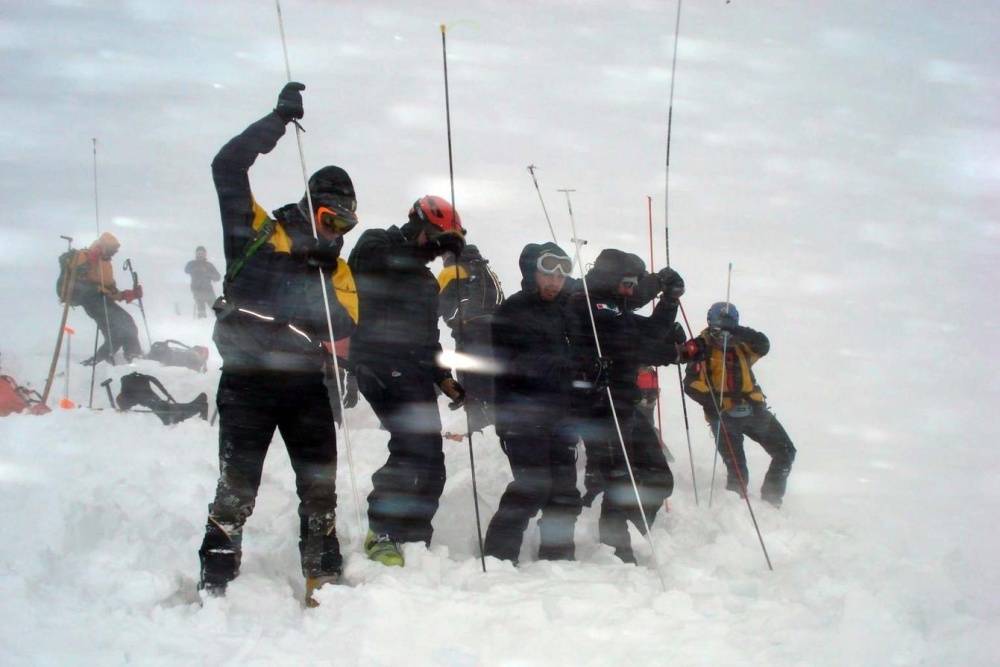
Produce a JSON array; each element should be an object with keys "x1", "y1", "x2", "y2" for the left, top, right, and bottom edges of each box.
[
  {"x1": 1, "y1": 334, "x2": 994, "y2": 666},
  {"x1": 1, "y1": 1, "x2": 998, "y2": 665}
]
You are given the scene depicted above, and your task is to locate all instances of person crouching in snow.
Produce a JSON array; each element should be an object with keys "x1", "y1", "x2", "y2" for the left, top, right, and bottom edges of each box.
[
  {"x1": 71, "y1": 232, "x2": 144, "y2": 365},
  {"x1": 683, "y1": 302, "x2": 796, "y2": 507}
]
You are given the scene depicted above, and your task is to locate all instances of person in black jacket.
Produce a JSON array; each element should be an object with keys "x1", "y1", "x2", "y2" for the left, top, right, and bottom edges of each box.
[
  {"x1": 569, "y1": 249, "x2": 699, "y2": 563},
  {"x1": 483, "y1": 242, "x2": 583, "y2": 564},
  {"x1": 684, "y1": 302, "x2": 795, "y2": 506},
  {"x1": 348, "y1": 195, "x2": 466, "y2": 567},
  {"x1": 198, "y1": 82, "x2": 359, "y2": 606},
  {"x1": 437, "y1": 244, "x2": 504, "y2": 432},
  {"x1": 185, "y1": 246, "x2": 221, "y2": 318}
]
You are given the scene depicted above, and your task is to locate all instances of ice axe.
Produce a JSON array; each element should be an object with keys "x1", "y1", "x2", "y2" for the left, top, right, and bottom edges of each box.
[
  {"x1": 122, "y1": 258, "x2": 152, "y2": 348},
  {"x1": 41, "y1": 236, "x2": 77, "y2": 407},
  {"x1": 100, "y1": 378, "x2": 118, "y2": 410}
]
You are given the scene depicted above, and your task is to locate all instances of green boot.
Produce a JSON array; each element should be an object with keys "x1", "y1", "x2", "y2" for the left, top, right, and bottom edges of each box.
[{"x1": 364, "y1": 531, "x2": 404, "y2": 567}]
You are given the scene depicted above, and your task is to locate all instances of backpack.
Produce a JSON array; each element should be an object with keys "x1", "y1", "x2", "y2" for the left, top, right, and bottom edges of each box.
[
  {"x1": 115, "y1": 372, "x2": 208, "y2": 425},
  {"x1": 145, "y1": 340, "x2": 209, "y2": 373},
  {"x1": 0, "y1": 375, "x2": 50, "y2": 416},
  {"x1": 56, "y1": 250, "x2": 85, "y2": 305}
]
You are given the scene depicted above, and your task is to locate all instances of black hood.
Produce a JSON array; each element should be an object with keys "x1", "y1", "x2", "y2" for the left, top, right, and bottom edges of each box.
[
  {"x1": 518, "y1": 242, "x2": 570, "y2": 291},
  {"x1": 584, "y1": 249, "x2": 646, "y2": 295}
]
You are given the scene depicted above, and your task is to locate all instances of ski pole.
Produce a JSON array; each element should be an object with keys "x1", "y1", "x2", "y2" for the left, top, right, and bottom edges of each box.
[
  {"x1": 274, "y1": 0, "x2": 364, "y2": 539},
  {"x1": 526, "y1": 165, "x2": 558, "y2": 243},
  {"x1": 441, "y1": 23, "x2": 487, "y2": 573},
  {"x1": 561, "y1": 188, "x2": 668, "y2": 592},
  {"x1": 122, "y1": 258, "x2": 153, "y2": 348}
]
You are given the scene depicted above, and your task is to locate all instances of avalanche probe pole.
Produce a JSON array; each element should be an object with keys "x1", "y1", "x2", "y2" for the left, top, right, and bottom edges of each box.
[
  {"x1": 708, "y1": 263, "x2": 733, "y2": 506},
  {"x1": 88, "y1": 138, "x2": 115, "y2": 408},
  {"x1": 441, "y1": 23, "x2": 487, "y2": 573},
  {"x1": 274, "y1": 0, "x2": 364, "y2": 537},
  {"x1": 658, "y1": 0, "x2": 700, "y2": 506},
  {"x1": 561, "y1": 188, "x2": 668, "y2": 591},
  {"x1": 526, "y1": 165, "x2": 558, "y2": 243},
  {"x1": 702, "y1": 264, "x2": 773, "y2": 570}
]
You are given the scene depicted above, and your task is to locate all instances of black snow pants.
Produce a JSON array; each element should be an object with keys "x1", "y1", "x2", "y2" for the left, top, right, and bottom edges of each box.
[
  {"x1": 199, "y1": 371, "x2": 341, "y2": 589},
  {"x1": 80, "y1": 293, "x2": 142, "y2": 361},
  {"x1": 581, "y1": 406, "x2": 673, "y2": 563},
  {"x1": 483, "y1": 422, "x2": 581, "y2": 563},
  {"x1": 355, "y1": 359, "x2": 445, "y2": 545},
  {"x1": 709, "y1": 403, "x2": 796, "y2": 505}
]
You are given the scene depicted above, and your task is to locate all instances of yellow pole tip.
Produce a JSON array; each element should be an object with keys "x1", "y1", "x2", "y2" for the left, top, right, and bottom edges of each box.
[{"x1": 440, "y1": 23, "x2": 447, "y2": 33}]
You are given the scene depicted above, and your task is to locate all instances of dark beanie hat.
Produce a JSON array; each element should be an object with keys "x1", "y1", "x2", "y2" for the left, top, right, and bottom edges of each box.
[{"x1": 307, "y1": 165, "x2": 354, "y2": 200}]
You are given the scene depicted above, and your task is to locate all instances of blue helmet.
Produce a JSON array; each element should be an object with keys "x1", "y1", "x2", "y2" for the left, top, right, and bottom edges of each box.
[{"x1": 707, "y1": 302, "x2": 739, "y2": 330}]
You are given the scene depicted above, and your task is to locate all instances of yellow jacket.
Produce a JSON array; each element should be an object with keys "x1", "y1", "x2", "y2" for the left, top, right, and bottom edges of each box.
[{"x1": 684, "y1": 327, "x2": 768, "y2": 414}]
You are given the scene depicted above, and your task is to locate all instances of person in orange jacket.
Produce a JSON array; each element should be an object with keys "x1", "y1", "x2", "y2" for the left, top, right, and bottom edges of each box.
[{"x1": 70, "y1": 232, "x2": 143, "y2": 365}]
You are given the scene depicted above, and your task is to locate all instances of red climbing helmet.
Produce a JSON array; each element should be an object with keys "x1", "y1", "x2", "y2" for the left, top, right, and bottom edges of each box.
[{"x1": 409, "y1": 195, "x2": 464, "y2": 235}]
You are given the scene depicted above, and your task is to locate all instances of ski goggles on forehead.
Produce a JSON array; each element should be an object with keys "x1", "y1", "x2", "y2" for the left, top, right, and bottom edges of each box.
[
  {"x1": 536, "y1": 252, "x2": 573, "y2": 276},
  {"x1": 316, "y1": 205, "x2": 358, "y2": 234}
]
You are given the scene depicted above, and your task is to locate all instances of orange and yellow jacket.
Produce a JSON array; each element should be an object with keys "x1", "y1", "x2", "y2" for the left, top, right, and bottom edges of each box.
[
  {"x1": 70, "y1": 232, "x2": 122, "y2": 297},
  {"x1": 684, "y1": 326, "x2": 769, "y2": 417}
]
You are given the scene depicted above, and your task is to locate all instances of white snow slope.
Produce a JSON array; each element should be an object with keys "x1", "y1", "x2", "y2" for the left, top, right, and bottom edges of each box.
[{"x1": 1, "y1": 1, "x2": 998, "y2": 665}]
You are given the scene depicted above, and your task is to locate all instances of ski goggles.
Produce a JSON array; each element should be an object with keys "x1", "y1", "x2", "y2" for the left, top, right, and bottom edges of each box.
[
  {"x1": 619, "y1": 276, "x2": 639, "y2": 289},
  {"x1": 536, "y1": 252, "x2": 573, "y2": 276},
  {"x1": 316, "y1": 205, "x2": 358, "y2": 234}
]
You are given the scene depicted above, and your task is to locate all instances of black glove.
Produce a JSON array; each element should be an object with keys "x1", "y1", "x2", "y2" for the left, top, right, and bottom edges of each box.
[
  {"x1": 679, "y1": 337, "x2": 707, "y2": 363},
  {"x1": 344, "y1": 372, "x2": 359, "y2": 408},
  {"x1": 656, "y1": 267, "x2": 685, "y2": 300},
  {"x1": 427, "y1": 232, "x2": 466, "y2": 259},
  {"x1": 667, "y1": 321, "x2": 687, "y2": 345},
  {"x1": 275, "y1": 81, "x2": 306, "y2": 123},
  {"x1": 299, "y1": 235, "x2": 343, "y2": 269}
]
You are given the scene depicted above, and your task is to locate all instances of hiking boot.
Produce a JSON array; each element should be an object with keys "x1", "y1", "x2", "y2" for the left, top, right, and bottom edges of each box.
[
  {"x1": 304, "y1": 573, "x2": 340, "y2": 608},
  {"x1": 364, "y1": 531, "x2": 404, "y2": 567}
]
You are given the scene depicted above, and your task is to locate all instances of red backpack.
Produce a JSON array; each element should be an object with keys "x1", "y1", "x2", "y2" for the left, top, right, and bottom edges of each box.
[{"x1": 0, "y1": 375, "x2": 51, "y2": 416}]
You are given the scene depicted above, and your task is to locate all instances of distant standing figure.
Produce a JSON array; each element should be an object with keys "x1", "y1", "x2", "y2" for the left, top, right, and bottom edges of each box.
[{"x1": 185, "y1": 246, "x2": 221, "y2": 318}]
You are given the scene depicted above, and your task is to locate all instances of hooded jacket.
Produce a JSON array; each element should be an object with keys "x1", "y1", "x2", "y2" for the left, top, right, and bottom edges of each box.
[
  {"x1": 210, "y1": 111, "x2": 357, "y2": 374},
  {"x1": 492, "y1": 242, "x2": 580, "y2": 431},
  {"x1": 567, "y1": 248, "x2": 682, "y2": 408},
  {"x1": 69, "y1": 233, "x2": 122, "y2": 299}
]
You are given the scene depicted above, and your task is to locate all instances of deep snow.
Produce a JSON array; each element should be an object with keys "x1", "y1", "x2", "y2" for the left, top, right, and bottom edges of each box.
[{"x1": 1, "y1": 0, "x2": 999, "y2": 665}]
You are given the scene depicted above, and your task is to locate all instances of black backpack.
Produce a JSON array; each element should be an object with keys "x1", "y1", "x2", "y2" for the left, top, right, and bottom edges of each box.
[
  {"x1": 115, "y1": 372, "x2": 208, "y2": 425},
  {"x1": 145, "y1": 340, "x2": 210, "y2": 373}
]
